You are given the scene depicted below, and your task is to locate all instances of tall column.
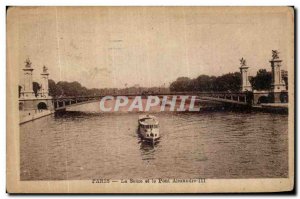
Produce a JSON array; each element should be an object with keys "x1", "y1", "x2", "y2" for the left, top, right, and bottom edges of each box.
[
  {"x1": 20, "y1": 58, "x2": 35, "y2": 99},
  {"x1": 239, "y1": 58, "x2": 252, "y2": 92},
  {"x1": 270, "y1": 50, "x2": 285, "y2": 92},
  {"x1": 38, "y1": 65, "x2": 50, "y2": 98}
]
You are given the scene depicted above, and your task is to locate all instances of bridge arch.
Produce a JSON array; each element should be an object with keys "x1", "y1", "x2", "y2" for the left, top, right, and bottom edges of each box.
[
  {"x1": 280, "y1": 91, "x2": 288, "y2": 103},
  {"x1": 258, "y1": 96, "x2": 269, "y2": 104},
  {"x1": 253, "y1": 92, "x2": 269, "y2": 104},
  {"x1": 37, "y1": 102, "x2": 48, "y2": 110}
]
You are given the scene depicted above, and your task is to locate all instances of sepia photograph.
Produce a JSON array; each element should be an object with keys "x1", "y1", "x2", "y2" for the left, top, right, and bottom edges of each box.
[{"x1": 6, "y1": 6, "x2": 294, "y2": 193}]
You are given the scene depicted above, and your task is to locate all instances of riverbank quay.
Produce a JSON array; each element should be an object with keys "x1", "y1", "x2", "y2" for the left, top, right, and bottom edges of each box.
[
  {"x1": 251, "y1": 103, "x2": 288, "y2": 114},
  {"x1": 19, "y1": 109, "x2": 54, "y2": 124},
  {"x1": 203, "y1": 101, "x2": 289, "y2": 114}
]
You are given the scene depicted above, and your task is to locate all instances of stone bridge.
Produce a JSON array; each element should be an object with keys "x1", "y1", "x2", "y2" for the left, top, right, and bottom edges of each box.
[{"x1": 52, "y1": 92, "x2": 251, "y2": 111}]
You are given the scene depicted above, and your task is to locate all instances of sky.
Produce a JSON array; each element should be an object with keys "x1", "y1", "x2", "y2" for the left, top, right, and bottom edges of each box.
[{"x1": 11, "y1": 7, "x2": 292, "y2": 89}]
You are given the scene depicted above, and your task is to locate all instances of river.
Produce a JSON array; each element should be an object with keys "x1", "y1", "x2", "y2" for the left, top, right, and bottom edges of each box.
[{"x1": 20, "y1": 101, "x2": 288, "y2": 180}]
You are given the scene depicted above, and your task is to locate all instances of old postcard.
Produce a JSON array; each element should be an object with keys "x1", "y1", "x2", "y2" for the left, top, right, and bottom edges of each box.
[{"x1": 6, "y1": 6, "x2": 294, "y2": 193}]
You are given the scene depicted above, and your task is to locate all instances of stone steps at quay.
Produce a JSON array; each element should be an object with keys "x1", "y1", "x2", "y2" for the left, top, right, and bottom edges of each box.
[{"x1": 19, "y1": 109, "x2": 54, "y2": 124}]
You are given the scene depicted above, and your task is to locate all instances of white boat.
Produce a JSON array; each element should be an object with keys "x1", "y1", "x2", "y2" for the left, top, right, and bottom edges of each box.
[{"x1": 138, "y1": 115, "x2": 160, "y2": 142}]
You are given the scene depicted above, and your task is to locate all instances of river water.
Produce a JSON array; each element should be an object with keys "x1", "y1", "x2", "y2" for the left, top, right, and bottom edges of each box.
[{"x1": 20, "y1": 101, "x2": 288, "y2": 180}]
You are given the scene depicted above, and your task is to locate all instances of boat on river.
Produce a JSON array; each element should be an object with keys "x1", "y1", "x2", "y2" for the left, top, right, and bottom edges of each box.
[{"x1": 138, "y1": 115, "x2": 160, "y2": 142}]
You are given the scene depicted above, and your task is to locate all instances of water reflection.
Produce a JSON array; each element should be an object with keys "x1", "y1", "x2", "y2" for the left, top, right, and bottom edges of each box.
[
  {"x1": 136, "y1": 127, "x2": 160, "y2": 160},
  {"x1": 139, "y1": 139, "x2": 159, "y2": 151}
]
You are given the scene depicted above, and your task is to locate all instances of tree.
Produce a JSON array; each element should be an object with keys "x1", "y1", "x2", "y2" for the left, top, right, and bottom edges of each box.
[
  {"x1": 194, "y1": 75, "x2": 216, "y2": 91},
  {"x1": 18, "y1": 85, "x2": 22, "y2": 98},
  {"x1": 250, "y1": 69, "x2": 272, "y2": 90},
  {"x1": 32, "y1": 82, "x2": 40, "y2": 97},
  {"x1": 170, "y1": 77, "x2": 191, "y2": 92},
  {"x1": 54, "y1": 81, "x2": 87, "y2": 96},
  {"x1": 48, "y1": 79, "x2": 58, "y2": 97},
  {"x1": 169, "y1": 72, "x2": 241, "y2": 92},
  {"x1": 283, "y1": 76, "x2": 288, "y2": 90},
  {"x1": 282, "y1": 70, "x2": 288, "y2": 90},
  {"x1": 213, "y1": 72, "x2": 241, "y2": 92}
]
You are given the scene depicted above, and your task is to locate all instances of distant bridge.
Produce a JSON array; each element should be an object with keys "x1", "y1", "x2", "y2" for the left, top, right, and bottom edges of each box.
[{"x1": 53, "y1": 92, "x2": 250, "y2": 111}]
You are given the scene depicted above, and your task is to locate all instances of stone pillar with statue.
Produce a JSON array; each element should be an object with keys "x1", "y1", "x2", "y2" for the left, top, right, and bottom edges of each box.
[
  {"x1": 20, "y1": 58, "x2": 36, "y2": 99},
  {"x1": 239, "y1": 57, "x2": 252, "y2": 92},
  {"x1": 36, "y1": 64, "x2": 53, "y2": 111},
  {"x1": 38, "y1": 65, "x2": 50, "y2": 98},
  {"x1": 269, "y1": 50, "x2": 287, "y2": 103}
]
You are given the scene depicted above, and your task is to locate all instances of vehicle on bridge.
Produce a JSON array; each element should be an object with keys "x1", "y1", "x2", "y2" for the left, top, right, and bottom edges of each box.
[{"x1": 138, "y1": 115, "x2": 160, "y2": 143}]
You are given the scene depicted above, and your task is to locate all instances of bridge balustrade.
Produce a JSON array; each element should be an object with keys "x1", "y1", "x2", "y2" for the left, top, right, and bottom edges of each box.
[{"x1": 52, "y1": 91, "x2": 249, "y2": 110}]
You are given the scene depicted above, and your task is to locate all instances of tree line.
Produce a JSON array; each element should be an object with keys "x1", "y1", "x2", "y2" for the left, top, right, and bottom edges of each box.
[
  {"x1": 170, "y1": 72, "x2": 241, "y2": 92},
  {"x1": 48, "y1": 80, "x2": 170, "y2": 97},
  {"x1": 169, "y1": 69, "x2": 287, "y2": 92}
]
